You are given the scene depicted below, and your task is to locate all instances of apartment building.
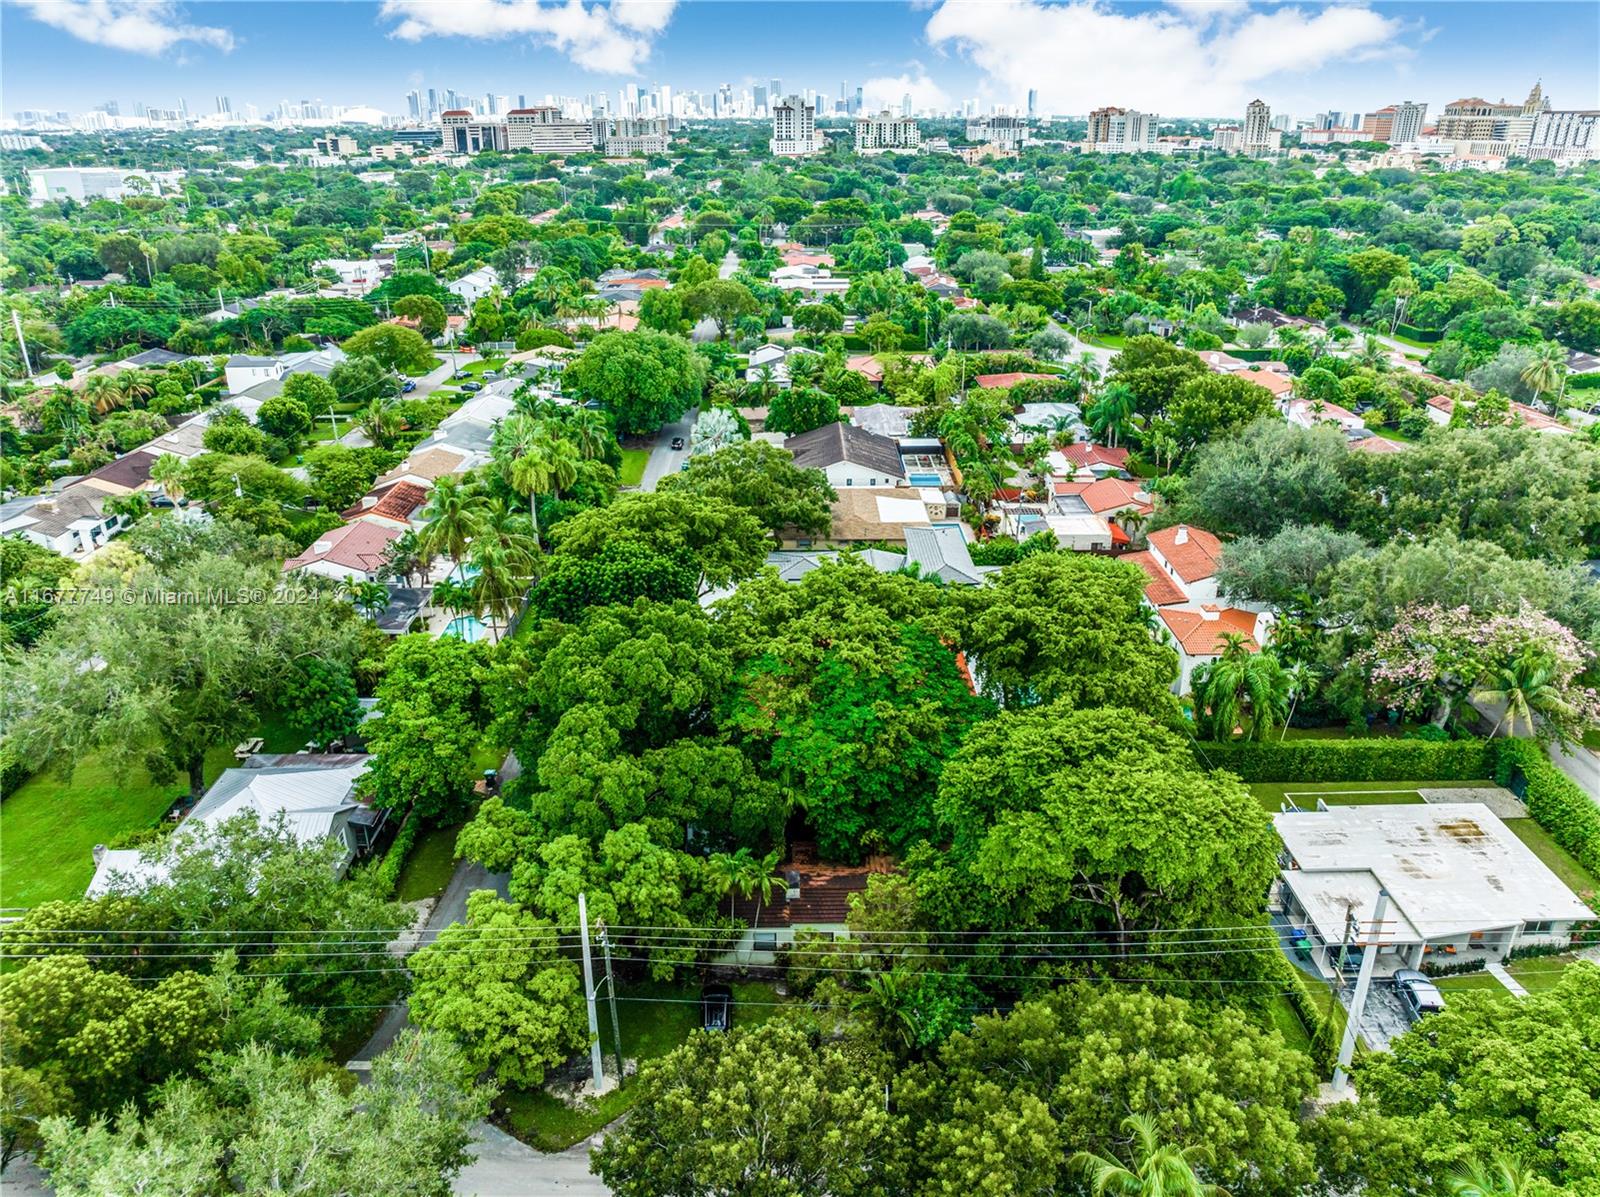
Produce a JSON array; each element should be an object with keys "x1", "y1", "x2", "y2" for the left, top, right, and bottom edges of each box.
[
  {"x1": 506, "y1": 107, "x2": 595, "y2": 153},
  {"x1": 1436, "y1": 83, "x2": 1547, "y2": 153},
  {"x1": 854, "y1": 110, "x2": 921, "y2": 152},
  {"x1": 313, "y1": 134, "x2": 359, "y2": 156},
  {"x1": 1086, "y1": 106, "x2": 1158, "y2": 153},
  {"x1": 1525, "y1": 109, "x2": 1600, "y2": 163},
  {"x1": 964, "y1": 115, "x2": 1029, "y2": 150},
  {"x1": 440, "y1": 110, "x2": 508, "y2": 153},
  {"x1": 1362, "y1": 100, "x2": 1427, "y2": 144},
  {"x1": 771, "y1": 95, "x2": 824, "y2": 156},
  {"x1": 1243, "y1": 99, "x2": 1282, "y2": 153},
  {"x1": 598, "y1": 116, "x2": 671, "y2": 155}
]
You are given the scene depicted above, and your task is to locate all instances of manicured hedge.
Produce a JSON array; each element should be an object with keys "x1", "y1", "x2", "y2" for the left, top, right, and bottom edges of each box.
[
  {"x1": 1193, "y1": 737, "x2": 1496, "y2": 782},
  {"x1": 1567, "y1": 373, "x2": 1600, "y2": 391},
  {"x1": 367, "y1": 809, "x2": 420, "y2": 896},
  {"x1": 1496, "y1": 739, "x2": 1600, "y2": 879},
  {"x1": 1223, "y1": 346, "x2": 1283, "y2": 362},
  {"x1": 0, "y1": 746, "x2": 32, "y2": 798},
  {"x1": 1394, "y1": 323, "x2": 1443, "y2": 343}
]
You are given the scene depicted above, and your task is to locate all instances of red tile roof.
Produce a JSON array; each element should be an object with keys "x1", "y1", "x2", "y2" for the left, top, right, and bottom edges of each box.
[
  {"x1": 1058, "y1": 442, "x2": 1130, "y2": 470},
  {"x1": 1123, "y1": 549, "x2": 1188, "y2": 606},
  {"x1": 282, "y1": 520, "x2": 402, "y2": 574},
  {"x1": 366, "y1": 480, "x2": 429, "y2": 522},
  {"x1": 732, "y1": 864, "x2": 889, "y2": 929},
  {"x1": 1147, "y1": 524, "x2": 1223, "y2": 584},
  {"x1": 1157, "y1": 606, "x2": 1261, "y2": 656},
  {"x1": 1054, "y1": 477, "x2": 1152, "y2": 515},
  {"x1": 975, "y1": 371, "x2": 1059, "y2": 389},
  {"x1": 1351, "y1": 435, "x2": 1409, "y2": 454},
  {"x1": 1236, "y1": 366, "x2": 1294, "y2": 397},
  {"x1": 845, "y1": 354, "x2": 884, "y2": 382}
]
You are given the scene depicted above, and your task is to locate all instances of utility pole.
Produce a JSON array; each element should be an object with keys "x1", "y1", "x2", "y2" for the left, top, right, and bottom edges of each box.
[
  {"x1": 599, "y1": 922, "x2": 624, "y2": 1086},
  {"x1": 12, "y1": 309, "x2": 33, "y2": 377},
  {"x1": 577, "y1": 892, "x2": 605, "y2": 1093},
  {"x1": 1332, "y1": 888, "x2": 1389, "y2": 1094}
]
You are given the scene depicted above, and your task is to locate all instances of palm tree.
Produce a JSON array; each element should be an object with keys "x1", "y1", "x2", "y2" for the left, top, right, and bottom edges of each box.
[
  {"x1": 1074, "y1": 351, "x2": 1103, "y2": 395},
  {"x1": 493, "y1": 415, "x2": 565, "y2": 547},
  {"x1": 1279, "y1": 662, "x2": 1319, "y2": 740},
  {"x1": 82, "y1": 373, "x2": 124, "y2": 416},
  {"x1": 1442, "y1": 1156, "x2": 1535, "y2": 1197},
  {"x1": 116, "y1": 371, "x2": 155, "y2": 408},
  {"x1": 469, "y1": 541, "x2": 533, "y2": 642},
  {"x1": 150, "y1": 453, "x2": 187, "y2": 508},
  {"x1": 705, "y1": 851, "x2": 746, "y2": 921},
  {"x1": 1358, "y1": 335, "x2": 1389, "y2": 371},
  {"x1": 41, "y1": 391, "x2": 92, "y2": 446},
  {"x1": 1518, "y1": 342, "x2": 1567, "y2": 414},
  {"x1": 1192, "y1": 636, "x2": 1290, "y2": 741},
  {"x1": 358, "y1": 398, "x2": 402, "y2": 450},
  {"x1": 1471, "y1": 650, "x2": 1570, "y2": 741},
  {"x1": 851, "y1": 971, "x2": 919, "y2": 1050},
  {"x1": 1069, "y1": 1113, "x2": 1228, "y2": 1197},
  {"x1": 743, "y1": 362, "x2": 779, "y2": 405},
  {"x1": 1086, "y1": 383, "x2": 1137, "y2": 448},
  {"x1": 563, "y1": 408, "x2": 612, "y2": 460},
  {"x1": 733, "y1": 847, "x2": 784, "y2": 930},
  {"x1": 417, "y1": 474, "x2": 487, "y2": 577}
]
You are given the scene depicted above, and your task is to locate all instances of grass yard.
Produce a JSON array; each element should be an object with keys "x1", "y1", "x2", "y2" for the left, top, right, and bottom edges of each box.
[
  {"x1": 400, "y1": 355, "x2": 446, "y2": 377},
  {"x1": 499, "y1": 979, "x2": 783, "y2": 1151},
  {"x1": 1583, "y1": 728, "x2": 1600, "y2": 751},
  {"x1": 1266, "y1": 994, "x2": 1313, "y2": 1054},
  {"x1": 618, "y1": 448, "x2": 650, "y2": 486},
  {"x1": 1434, "y1": 970, "x2": 1506, "y2": 994},
  {"x1": 396, "y1": 823, "x2": 462, "y2": 902},
  {"x1": 1507, "y1": 953, "x2": 1585, "y2": 993},
  {"x1": 1504, "y1": 819, "x2": 1599, "y2": 901},
  {"x1": 1247, "y1": 779, "x2": 1482, "y2": 814},
  {"x1": 0, "y1": 741, "x2": 236, "y2": 908}
]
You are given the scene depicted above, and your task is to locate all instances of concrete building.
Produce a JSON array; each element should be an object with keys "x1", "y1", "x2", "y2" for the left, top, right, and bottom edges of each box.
[
  {"x1": 965, "y1": 115, "x2": 1029, "y2": 150},
  {"x1": 1526, "y1": 109, "x2": 1600, "y2": 162},
  {"x1": 312, "y1": 134, "x2": 359, "y2": 156},
  {"x1": 1362, "y1": 100, "x2": 1427, "y2": 144},
  {"x1": 440, "y1": 110, "x2": 507, "y2": 153},
  {"x1": 770, "y1": 95, "x2": 824, "y2": 156},
  {"x1": 27, "y1": 166, "x2": 175, "y2": 205},
  {"x1": 1243, "y1": 99, "x2": 1282, "y2": 153},
  {"x1": 854, "y1": 110, "x2": 921, "y2": 152},
  {"x1": 1436, "y1": 84, "x2": 1547, "y2": 154},
  {"x1": 1273, "y1": 803, "x2": 1593, "y2": 981},
  {"x1": 1211, "y1": 124, "x2": 1242, "y2": 152},
  {"x1": 506, "y1": 107, "x2": 595, "y2": 154},
  {"x1": 597, "y1": 116, "x2": 670, "y2": 155},
  {"x1": 1087, "y1": 106, "x2": 1159, "y2": 153}
]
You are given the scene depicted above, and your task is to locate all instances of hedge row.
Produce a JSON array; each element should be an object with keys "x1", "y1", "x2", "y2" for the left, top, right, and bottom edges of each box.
[
  {"x1": 0, "y1": 746, "x2": 32, "y2": 798},
  {"x1": 1394, "y1": 323, "x2": 1444, "y2": 343},
  {"x1": 367, "y1": 809, "x2": 421, "y2": 896},
  {"x1": 1192, "y1": 737, "x2": 1496, "y2": 782},
  {"x1": 1568, "y1": 373, "x2": 1600, "y2": 391},
  {"x1": 1496, "y1": 740, "x2": 1600, "y2": 880},
  {"x1": 1222, "y1": 346, "x2": 1283, "y2": 362}
]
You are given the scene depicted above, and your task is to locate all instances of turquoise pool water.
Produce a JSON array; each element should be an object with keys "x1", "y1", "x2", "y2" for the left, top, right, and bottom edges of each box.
[{"x1": 443, "y1": 615, "x2": 490, "y2": 642}]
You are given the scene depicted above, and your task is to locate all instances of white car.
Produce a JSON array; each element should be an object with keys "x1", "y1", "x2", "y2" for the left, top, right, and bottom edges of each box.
[{"x1": 1393, "y1": 968, "x2": 1446, "y2": 1021}]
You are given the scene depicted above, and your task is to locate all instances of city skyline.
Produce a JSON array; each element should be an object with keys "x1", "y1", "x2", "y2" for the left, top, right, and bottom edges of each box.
[{"x1": 2, "y1": 1, "x2": 1596, "y2": 123}]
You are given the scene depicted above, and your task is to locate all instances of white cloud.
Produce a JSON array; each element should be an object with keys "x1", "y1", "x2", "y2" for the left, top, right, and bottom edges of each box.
[
  {"x1": 10, "y1": 0, "x2": 234, "y2": 55},
  {"x1": 380, "y1": 0, "x2": 677, "y2": 74},
  {"x1": 924, "y1": 0, "x2": 1409, "y2": 116},
  {"x1": 861, "y1": 65, "x2": 950, "y2": 114}
]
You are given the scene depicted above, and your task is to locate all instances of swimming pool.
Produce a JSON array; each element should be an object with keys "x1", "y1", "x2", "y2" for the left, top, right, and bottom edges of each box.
[
  {"x1": 442, "y1": 615, "x2": 491, "y2": 643},
  {"x1": 907, "y1": 472, "x2": 944, "y2": 486}
]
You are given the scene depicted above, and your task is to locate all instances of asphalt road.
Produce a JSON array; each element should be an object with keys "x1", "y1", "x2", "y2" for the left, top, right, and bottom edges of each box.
[
  {"x1": 455, "y1": 1124, "x2": 610, "y2": 1197},
  {"x1": 638, "y1": 408, "x2": 699, "y2": 491}
]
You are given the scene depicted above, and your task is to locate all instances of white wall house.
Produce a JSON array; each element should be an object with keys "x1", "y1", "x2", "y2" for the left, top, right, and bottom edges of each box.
[
  {"x1": 447, "y1": 266, "x2": 499, "y2": 307},
  {"x1": 225, "y1": 354, "x2": 286, "y2": 394},
  {"x1": 784, "y1": 422, "x2": 907, "y2": 489}
]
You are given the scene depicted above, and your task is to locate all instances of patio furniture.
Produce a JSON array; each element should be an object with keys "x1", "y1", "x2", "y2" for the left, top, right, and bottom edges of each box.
[{"x1": 233, "y1": 737, "x2": 264, "y2": 762}]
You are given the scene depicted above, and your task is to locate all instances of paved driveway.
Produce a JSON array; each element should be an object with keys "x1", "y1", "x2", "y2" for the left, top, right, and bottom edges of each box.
[
  {"x1": 455, "y1": 1124, "x2": 610, "y2": 1196},
  {"x1": 638, "y1": 408, "x2": 699, "y2": 491}
]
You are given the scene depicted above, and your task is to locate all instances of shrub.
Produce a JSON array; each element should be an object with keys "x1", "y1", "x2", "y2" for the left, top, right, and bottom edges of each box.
[
  {"x1": 367, "y1": 810, "x2": 422, "y2": 896},
  {"x1": 1194, "y1": 737, "x2": 1495, "y2": 782},
  {"x1": 1495, "y1": 739, "x2": 1600, "y2": 879},
  {"x1": 1420, "y1": 957, "x2": 1486, "y2": 977}
]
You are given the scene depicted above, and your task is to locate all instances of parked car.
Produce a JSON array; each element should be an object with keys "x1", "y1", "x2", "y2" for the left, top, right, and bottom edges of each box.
[
  {"x1": 461, "y1": 382, "x2": 483, "y2": 393},
  {"x1": 483, "y1": 369, "x2": 498, "y2": 377},
  {"x1": 700, "y1": 984, "x2": 732, "y2": 1032},
  {"x1": 670, "y1": 436, "x2": 685, "y2": 450},
  {"x1": 401, "y1": 380, "x2": 416, "y2": 393},
  {"x1": 453, "y1": 370, "x2": 471, "y2": 379},
  {"x1": 1393, "y1": 969, "x2": 1446, "y2": 1021}
]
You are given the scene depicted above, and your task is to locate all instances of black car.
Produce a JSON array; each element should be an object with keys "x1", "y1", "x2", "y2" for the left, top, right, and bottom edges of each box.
[
  {"x1": 700, "y1": 984, "x2": 732, "y2": 1032},
  {"x1": 461, "y1": 381, "x2": 483, "y2": 393},
  {"x1": 670, "y1": 436, "x2": 686, "y2": 450}
]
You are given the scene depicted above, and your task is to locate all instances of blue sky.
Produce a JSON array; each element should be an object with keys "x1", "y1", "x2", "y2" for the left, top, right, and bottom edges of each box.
[{"x1": 2, "y1": 1, "x2": 1596, "y2": 120}]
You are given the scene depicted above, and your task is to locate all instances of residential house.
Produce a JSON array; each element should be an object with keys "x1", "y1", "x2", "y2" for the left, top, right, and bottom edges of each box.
[
  {"x1": 1285, "y1": 396, "x2": 1365, "y2": 432},
  {"x1": 1122, "y1": 523, "x2": 1275, "y2": 692},
  {"x1": 845, "y1": 404, "x2": 916, "y2": 439},
  {"x1": 344, "y1": 480, "x2": 430, "y2": 533},
  {"x1": 0, "y1": 488, "x2": 122, "y2": 556},
  {"x1": 86, "y1": 757, "x2": 383, "y2": 896},
  {"x1": 746, "y1": 343, "x2": 821, "y2": 389},
  {"x1": 282, "y1": 520, "x2": 404, "y2": 583},
  {"x1": 225, "y1": 354, "x2": 284, "y2": 394},
  {"x1": 1425, "y1": 394, "x2": 1571, "y2": 435},
  {"x1": 998, "y1": 498, "x2": 1114, "y2": 552},
  {"x1": 1273, "y1": 803, "x2": 1593, "y2": 981},
  {"x1": 447, "y1": 266, "x2": 499, "y2": 307},
  {"x1": 975, "y1": 371, "x2": 1061, "y2": 390},
  {"x1": 375, "y1": 446, "x2": 476, "y2": 489},
  {"x1": 904, "y1": 524, "x2": 993, "y2": 585},
  {"x1": 1055, "y1": 442, "x2": 1131, "y2": 478},
  {"x1": 721, "y1": 861, "x2": 891, "y2": 965},
  {"x1": 768, "y1": 264, "x2": 850, "y2": 297},
  {"x1": 784, "y1": 421, "x2": 907, "y2": 489},
  {"x1": 72, "y1": 449, "x2": 159, "y2": 498},
  {"x1": 784, "y1": 488, "x2": 933, "y2": 549}
]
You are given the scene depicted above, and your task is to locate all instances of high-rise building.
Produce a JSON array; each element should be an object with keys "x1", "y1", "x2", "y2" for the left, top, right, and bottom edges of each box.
[
  {"x1": 854, "y1": 86, "x2": 864, "y2": 115},
  {"x1": 1242, "y1": 99, "x2": 1280, "y2": 153},
  {"x1": 1086, "y1": 106, "x2": 1158, "y2": 152},
  {"x1": 965, "y1": 114, "x2": 1029, "y2": 150},
  {"x1": 1027, "y1": 88, "x2": 1038, "y2": 118},
  {"x1": 902, "y1": 93, "x2": 912, "y2": 117},
  {"x1": 770, "y1": 94, "x2": 824, "y2": 156},
  {"x1": 215, "y1": 95, "x2": 231, "y2": 115},
  {"x1": 854, "y1": 110, "x2": 921, "y2": 152},
  {"x1": 770, "y1": 78, "x2": 782, "y2": 104},
  {"x1": 1526, "y1": 109, "x2": 1600, "y2": 162},
  {"x1": 753, "y1": 85, "x2": 768, "y2": 114},
  {"x1": 598, "y1": 116, "x2": 672, "y2": 155},
  {"x1": 1437, "y1": 84, "x2": 1546, "y2": 147},
  {"x1": 406, "y1": 91, "x2": 422, "y2": 120},
  {"x1": 506, "y1": 106, "x2": 595, "y2": 152},
  {"x1": 1361, "y1": 100, "x2": 1426, "y2": 144}
]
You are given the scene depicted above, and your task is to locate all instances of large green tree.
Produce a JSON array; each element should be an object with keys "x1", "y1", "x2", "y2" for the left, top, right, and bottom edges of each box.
[
  {"x1": 659, "y1": 440, "x2": 836, "y2": 537},
  {"x1": 565, "y1": 330, "x2": 706, "y2": 436}
]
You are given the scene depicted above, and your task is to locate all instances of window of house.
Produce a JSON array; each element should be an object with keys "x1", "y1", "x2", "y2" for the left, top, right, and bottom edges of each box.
[
  {"x1": 753, "y1": 932, "x2": 778, "y2": 952},
  {"x1": 1523, "y1": 920, "x2": 1555, "y2": 935},
  {"x1": 844, "y1": 478, "x2": 853, "y2": 486}
]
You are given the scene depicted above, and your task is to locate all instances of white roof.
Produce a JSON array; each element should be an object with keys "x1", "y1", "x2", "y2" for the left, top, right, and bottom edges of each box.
[
  {"x1": 875, "y1": 495, "x2": 930, "y2": 523},
  {"x1": 85, "y1": 849, "x2": 171, "y2": 898},
  {"x1": 1275, "y1": 803, "x2": 1594, "y2": 943},
  {"x1": 189, "y1": 762, "x2": 367, "y2": 842},
  {"x1": 447, "y1": 392, "x2": 516, "y2": 425}
]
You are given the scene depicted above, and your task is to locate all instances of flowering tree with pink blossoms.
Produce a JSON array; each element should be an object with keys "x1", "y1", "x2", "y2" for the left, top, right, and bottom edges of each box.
[{"x1": 1361, "y1": 601, "x2": 1600, "y2": 744}]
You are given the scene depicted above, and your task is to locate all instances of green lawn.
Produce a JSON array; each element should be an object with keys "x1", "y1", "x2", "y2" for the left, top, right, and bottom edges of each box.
[
  {"x1": 456, "y1": 357, "x2": 508, "y2": 377},
  {"x1": 1248, "y1": 779, "x2": 1488, "y2": 814},
  {"x1": 499, "y1": 979, "x2": 782, "y2": 1151},
  {"x1": 0, "y1": 741, "x2": 236, "y2": 908},
  {"x1": 1506, "y1": 953, "x2": 1584, "y2": 993},
  {"x1": 400, "y1": 355, "x2": 446, "y2": 377},
  {"x1": 1266, "y1": 994, "x2": 1313, "y2": 1053},
  {"x1": 395, "y1": 823, "x2": 462, "y2": 902},
  {"x1": 1583, "y1": 728, "x2": 1600, "y2": 751},
  {"x1": 618, "y1": 448, "x2": 650, "y2": 486},
  {"x1": 1505, "y1": 819, "x2": 1599, "y2": 901},
  {"x1": 1435, "y1": 970, "x2": 1506, "y2": 994}
]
